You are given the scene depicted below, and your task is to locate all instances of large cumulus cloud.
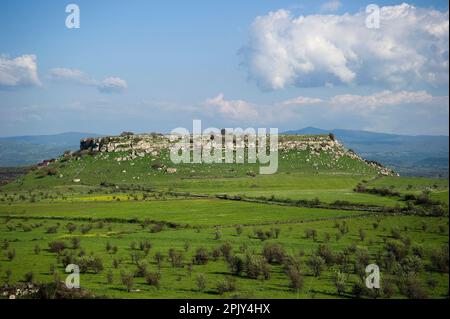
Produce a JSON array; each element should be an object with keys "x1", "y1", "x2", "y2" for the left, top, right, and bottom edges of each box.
[
  {"x1": 0, "y1": 54, "x2": 41, "y2": 88},
  {"x1": 240, "y1": 3, "x2": 449, "y2": 90}
]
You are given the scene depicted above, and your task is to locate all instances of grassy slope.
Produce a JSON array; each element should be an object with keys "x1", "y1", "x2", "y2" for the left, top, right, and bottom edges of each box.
[{"x1": 0, "y1": 137, "x2": 448, "y2": 299}]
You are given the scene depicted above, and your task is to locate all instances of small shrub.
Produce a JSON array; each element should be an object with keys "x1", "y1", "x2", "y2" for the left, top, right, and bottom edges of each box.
[
  {"x1": 193, "y1": 247, "x2": 209, "y2": 265},
  {"x1": 71, "y1": 237, "x2": 81, "y2": 249},
  {"x1": 286, "y1": 265, "x2": 304, "y2": 292},
  {"x1": 145, "y1": 272, "x2": 161, "y2": 289},
  {"x1": 307, "y1": 255, "x2": 325, "y2": 277},
  {"x1": 6, "y1": 248, "x2": 16, "y2": 261},
  {"x1": 106, "y1": 270, "x2": 114, "y2": 284},
  {"x1": 196, "y1": 273, "x2": 207, "y2": 292},
  {"x1": 332, "y1": 271, "x2": 347, "y2": 296},
  {"x1": 216, "y1": 276, "x2": 236, "y2": 294},
  {"x1": 24, "y1": 271, "x2": 34, "y2": 283},
  {"x1": 34, "y1": 244, "x2": 41, "y2": 255},
  {"x1": 262, "y1": 243, "x2": 286, "y2": 264},
  {"x1": 46, "y1": 225, "x2": 58, "y2": 234},
  {"x1": 120, "y1": 271, "x2": 134, "y2": 292},
  {"x1": 66, "y1": 223, "x2": 77, "y2": 233}
]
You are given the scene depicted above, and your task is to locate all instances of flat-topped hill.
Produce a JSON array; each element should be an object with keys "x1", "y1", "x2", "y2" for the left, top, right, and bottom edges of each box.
[{"x1": 2, "y1": 133, "x2": 396, "y2": 191}]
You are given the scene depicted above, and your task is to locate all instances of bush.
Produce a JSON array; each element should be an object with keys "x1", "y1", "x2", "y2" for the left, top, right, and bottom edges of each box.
[
  {"x1": 46, "y1": 225, "x2": 58, "y2": 234},
  {"x1": 220, "y1": 242, "x2": 233, "y2": 261},
  {"x1": 80, "y1": 224, "x2": 92, "y2": 234},
  {"x1": 134, "y1": 261, "x2": 149, "y2": 277},
  {"x1": 359, "y1": 228, "x2": 366, "y2": 242},
  {"x1": 304, "y1": 229, "x2": 317, "y2": 241},
  {"x1": 316, "y1": 244, "x2": 335, "y2": 266},
  {"x1": 390, "y1": 226, "x2": 402, "y2": 239},
  {"x1": 66, "y1": 223, "x2": 77, "y2": 233},
  {"x1": 244, "y1": 254, "x2": 270, "y2": 280},
  {"x1": 307, "y1": 255, "x2": 325, "y2": 277},
  {"x1": 48, "y1": 240, "x2": 66, "y2": 253},
  {"x1": 106, "y1": 270, "x2": 113, "y2": 284},
  {"x1": 262, "y1": 243, "x2": 286, "y2": 264},
  {"x1": 211, "y1": 247, "x2": 221, "y2": 261},
  {"x1": 71, "y1": 237, "x2": 81, "y2": 249},
  {"x1": 399, "y1": 275, "x2": 428, "y2": 299},
  {"x1": 228, "y1": 254, "x2": 246, "y2": 276},
  {"x1": 139, "y1": 240, "x2": 152, "y2": 251},
  {"x1": 382, "y1": 279, "x2": 396, "y2": 298},
  {"x1": 385, "y1": 240, "x2": 408, "y2": 262},
  {"x1": 24, "y1": 271, "x2": 34, "y2": 283},
  {"x1": 411, "y1": 244, "x2": 425, "y2": 259},
  {"x1": 78, "y1": 255, "x2": 104, "y2": 273},
  {"x1": 154, "y1": 251, "x2": 164, "y2": 269},
  {"x1": 332, "y1": 271, "x2": 347, "y2": 296},
  {"x1": 430, "y1": 245, "x2": 449, "y2": 273},
  {"x1": 34, "y1": 244, "x2": 41, "y2": 255},
  {"x1": 120, "y1": 271, "x2": 134, "y2": 292},
  {"x1": 168, "y1": 249, "x2": 184, "y2": 268},
  {"x1": 286, "y1": 266, "x2": 304, "y2": 292},
  {"x1": 401, "y1": 255, "x2": 423, "y2": 274},
  {"x1": 216, "y1": 276, "x2": 236, "y2": 295},
  {"x1": 145, "y1": 272, "x2": 161, "y2": 289},
  {"x1": 355, "y1": 247, "x2": 370, "y2": 266},
  {"x1": 196, "y1": 273, "x2": 207, "y2": 291},
  {"x1": 193, "y1": 247, "x2": 209, "y2": 265}
]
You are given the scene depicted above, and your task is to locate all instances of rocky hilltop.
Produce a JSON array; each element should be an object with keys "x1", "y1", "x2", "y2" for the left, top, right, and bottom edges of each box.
[{"x1": 79, "y1": 132, "x2": 397, "y2": 176}]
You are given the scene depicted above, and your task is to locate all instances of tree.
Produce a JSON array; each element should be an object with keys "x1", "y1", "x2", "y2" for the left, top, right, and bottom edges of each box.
[
  {"x1": 262, "y1": 243, "x2": 286, "y2": 264},
  {"x1": 359, "y1": 228, "x2": 366, "y2": 242},
  {"x1": 106, "y1": 270, "x2": 114, "y2": 284},
  {"x1": 120, "y1": 271, "x2": 134, "y2": 292},
  {"x1": 154, "y1": 251, "x2": 163, "y2": 270},
  {"x1": 316, "y1": 244, "x2": 335, "y2": 266},
  {"x1": 71, "y1": 237, "x2": 81, "y2": 249},
  {"x1": 6, "y1": 248, "x2": 16, "y2": 261},
  {"x1": 145, "y1": 272, "x2": 161, "y2": 289},
  {"x1": 307, "y1": 255, "x2": 325, "y2": 277},
  {"x1": 193, "y1": 247, "x2": 209, "y2": 265},
  {"x1": 24, "y1": 271, "x2": 34, "y2": 284},
  {"x1": 196, "y1": 273, "x2": 207, "y2": 292},
  {"x1": 34, "y1": 244, "x2": 41, "y2": 255},
  {"x1": 66, "y1": 222, "x2": 77, "y2": 233},
  {"x1": 332, "y1": 271, "x2": 347, "y2": 296},
  {"x1": 216, "y1": 276, "x2": 236, "y2": 294},
  {"x1": 286, "y1": 266, "x2": 304, "y2": 293}
]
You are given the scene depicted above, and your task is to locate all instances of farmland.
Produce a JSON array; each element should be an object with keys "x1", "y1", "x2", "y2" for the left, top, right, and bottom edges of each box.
[{"x1": 0, "y1": 135, "x2": 448, "y2": 299}]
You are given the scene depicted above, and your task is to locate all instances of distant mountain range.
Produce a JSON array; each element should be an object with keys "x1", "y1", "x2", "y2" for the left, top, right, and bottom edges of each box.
[
  {"x1": 0, "y1": 129, "x2": 448, "y2": 177},
  {"x1": 0, "y1": 132, "x2": 102, "y2": 167},
  {"x1": 285, "y1": 127, "x2": 449, "y2": 177}
]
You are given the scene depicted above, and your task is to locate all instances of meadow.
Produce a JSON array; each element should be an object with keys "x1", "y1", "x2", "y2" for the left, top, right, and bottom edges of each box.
[{"x1": 0, "y1": 143, "x2": 448, "y2": 299}]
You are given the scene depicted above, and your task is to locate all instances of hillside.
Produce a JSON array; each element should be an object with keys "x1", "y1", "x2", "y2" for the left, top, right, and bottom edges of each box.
[
  {"x1": 3, "y1": 133, "x2": 396, "y2": 191},
  {"x1": 285, "y1": 127, "x2": 449, "y2": 177},
  {"x1": 0, "y1": 132, "x2": 447, "y2": 300}
]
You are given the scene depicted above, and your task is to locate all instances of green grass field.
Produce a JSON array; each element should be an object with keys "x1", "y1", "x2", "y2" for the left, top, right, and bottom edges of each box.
[{"x1": 0, "y1": 142, "x2": 448, "y2": 299}]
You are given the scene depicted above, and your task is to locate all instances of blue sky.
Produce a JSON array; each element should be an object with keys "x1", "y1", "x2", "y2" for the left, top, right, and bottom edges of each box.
[{"x1": 0, "y1": 0, "x2": 448, "y2": 136}]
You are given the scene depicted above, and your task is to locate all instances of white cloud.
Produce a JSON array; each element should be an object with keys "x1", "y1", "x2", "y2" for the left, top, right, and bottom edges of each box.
[
  {"x1": 49, "y1": 67, "x2": 127, "y2": 93},
  {"x1": 240, "y1": 4, "x2": 449, "y2": 90},
  {"x1": 98, "y1": 77, "x2": 128, "y2": 93},
  {"x1": 281, "y1": 96, "x2": 323, "y2": 106},
  {"x1": 49, "y1": 68, "x2": 93, "y2": 85},
  {"x1": 321, "y1": 0, "x2": 342, "y2": 12},
  {"x1": 0, "y1": 54, "x2": 41, "y2": 88},
  {"x1": 329, "y1": 90, "x2": 434, "y2": 109},
  {"x1": 203, "y1": 93, "x2": 259, "y2": 121}
]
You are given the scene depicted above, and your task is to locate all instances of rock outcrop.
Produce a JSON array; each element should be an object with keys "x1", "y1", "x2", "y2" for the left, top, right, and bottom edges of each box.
[{"x1": 79, "y1": 133, "x2": 397, "y2": 176}]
